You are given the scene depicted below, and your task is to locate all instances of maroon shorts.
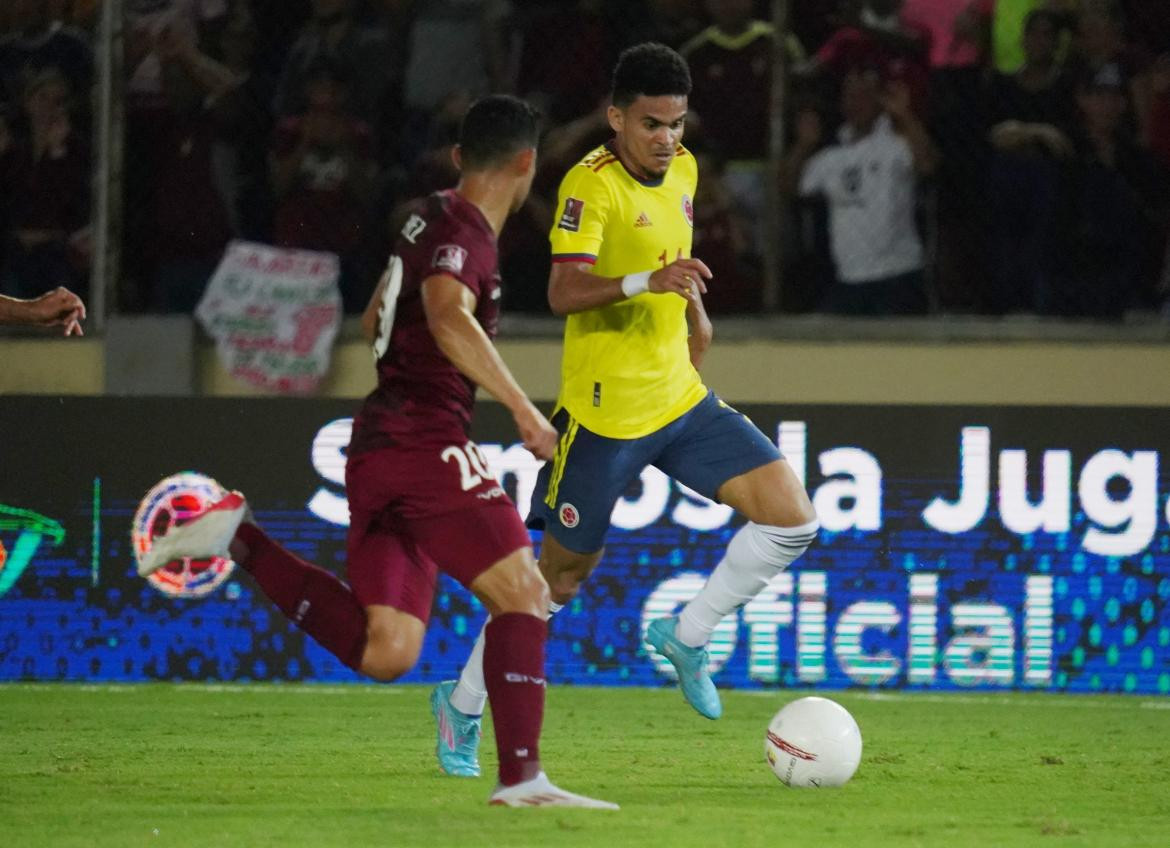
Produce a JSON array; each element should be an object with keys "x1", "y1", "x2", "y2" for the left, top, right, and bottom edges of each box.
[{"x1": 343, "y1": 441, "x2": 532, "y2": 620}]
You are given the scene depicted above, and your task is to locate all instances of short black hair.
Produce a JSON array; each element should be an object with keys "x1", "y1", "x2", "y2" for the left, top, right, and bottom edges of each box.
[
  {"x1": 611, "y1": 42, "x2": 691, "y2": 109},
  {"x1": 458, "y1": 95, "x2": 541, "y2": 170}
]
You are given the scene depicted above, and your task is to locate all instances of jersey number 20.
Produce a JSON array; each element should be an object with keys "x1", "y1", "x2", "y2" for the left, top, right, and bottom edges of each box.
[{"x1": 441, "y1": 442, "x2": 495, "y2": 491}]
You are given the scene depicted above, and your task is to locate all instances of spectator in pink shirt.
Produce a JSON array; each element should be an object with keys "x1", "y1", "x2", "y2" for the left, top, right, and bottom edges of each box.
[{"x1": 902, "y1": 0, "x2": 983, "y2": 68}]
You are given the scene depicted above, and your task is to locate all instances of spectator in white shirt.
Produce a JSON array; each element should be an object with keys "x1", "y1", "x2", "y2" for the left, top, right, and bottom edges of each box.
[{"x1": 784, "y1": 64, "x2": 940, "y2": 315}]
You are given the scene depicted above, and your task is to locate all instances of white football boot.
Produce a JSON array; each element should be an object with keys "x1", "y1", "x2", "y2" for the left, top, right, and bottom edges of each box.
[
  {"x1": 488, "y1": 772, "x2": 619, "y2": 809},
  {"x1": 137, "y1": 491, "x2": 249, "y2": 577}
]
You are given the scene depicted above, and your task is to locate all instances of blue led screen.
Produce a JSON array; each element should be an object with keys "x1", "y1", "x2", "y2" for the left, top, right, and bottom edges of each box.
[{"x1": 1, "y1": 397, "x2": 1168, "y2": 694}]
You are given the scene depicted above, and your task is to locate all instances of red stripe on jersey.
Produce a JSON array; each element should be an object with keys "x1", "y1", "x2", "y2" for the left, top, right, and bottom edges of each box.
[
  {"x1": 551, "y1": 253, "x2": 597, "y2": 265},
  {"x1": 592, "y1": 155, "x2": 618, "y2": 172}
]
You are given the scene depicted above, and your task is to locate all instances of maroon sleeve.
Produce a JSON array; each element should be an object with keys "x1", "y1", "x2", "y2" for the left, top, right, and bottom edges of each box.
[{"x1": 420, "y1": 223, "x2": 490, "y2": 300}]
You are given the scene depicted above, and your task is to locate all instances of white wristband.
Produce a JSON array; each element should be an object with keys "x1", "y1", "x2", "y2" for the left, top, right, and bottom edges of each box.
[{"x1": 620, "y1": 271, "x2": 651, "y2": 299}]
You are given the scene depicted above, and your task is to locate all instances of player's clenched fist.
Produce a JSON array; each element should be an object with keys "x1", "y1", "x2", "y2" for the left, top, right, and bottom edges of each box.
[
  {"x1": 649, "y1": 257, "x2": 712, "y2": 300},
  {"x1": 514, "y1": 402, "x2": 558, "y2": 461}
]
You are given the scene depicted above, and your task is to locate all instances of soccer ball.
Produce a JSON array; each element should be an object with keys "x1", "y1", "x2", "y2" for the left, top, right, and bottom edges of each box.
[{"x1": 764, "y1": 696, "x2": 862, "y2": 788}]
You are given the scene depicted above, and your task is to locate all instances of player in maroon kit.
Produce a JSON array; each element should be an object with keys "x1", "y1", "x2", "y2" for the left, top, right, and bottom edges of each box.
[{"x1": 139, "y1": 95, "x2": 617, "y2": 810}]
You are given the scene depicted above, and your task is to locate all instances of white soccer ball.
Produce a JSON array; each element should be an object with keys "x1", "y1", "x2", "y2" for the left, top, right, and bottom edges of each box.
[{"x1": 764, "y1": 696, "x2": 862, "y2": 788}]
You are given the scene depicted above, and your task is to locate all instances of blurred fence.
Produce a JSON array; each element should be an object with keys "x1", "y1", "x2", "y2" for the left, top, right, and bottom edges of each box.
[{"x1": 0, "y1": 0, "x2": 1166, "y2": 326}]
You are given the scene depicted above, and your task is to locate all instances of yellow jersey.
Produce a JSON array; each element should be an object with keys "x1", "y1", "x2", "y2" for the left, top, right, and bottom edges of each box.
[{"x1": 549, "y1": 142, "x2": 707, "y2": 439}]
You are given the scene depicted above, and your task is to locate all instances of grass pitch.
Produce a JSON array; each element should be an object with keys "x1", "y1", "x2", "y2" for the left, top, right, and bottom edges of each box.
[{"x1": 3, "y1": 685, "x2": 1169, "y2": 848}]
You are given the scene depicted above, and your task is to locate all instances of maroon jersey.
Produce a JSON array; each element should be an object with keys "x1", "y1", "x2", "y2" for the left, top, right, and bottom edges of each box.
[
  {"x1": 350, "y1": 189, "x2": 501, "y2": 455},
  {"x1": 682, "y1": 24, "x2": 774, "y2": 160}
]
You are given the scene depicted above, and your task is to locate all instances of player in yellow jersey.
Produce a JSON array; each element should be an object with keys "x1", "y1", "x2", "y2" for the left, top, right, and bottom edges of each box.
[{"x1": 431, "y1": 43, "x2": 819, "y2": 776}]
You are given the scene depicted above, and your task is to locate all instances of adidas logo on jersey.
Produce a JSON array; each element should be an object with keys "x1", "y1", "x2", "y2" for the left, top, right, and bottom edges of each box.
[{"x1": 634, "y1": 212, "x2": 653, "y2": 228}]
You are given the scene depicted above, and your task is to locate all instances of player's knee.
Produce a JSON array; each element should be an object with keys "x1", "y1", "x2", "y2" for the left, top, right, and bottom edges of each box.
[
  {"x1": 756, "y1": 490, "x2": 816, "y2": 529},
  {"x1": 360, "y1": 627, "x2": 421, "y2": 682},
  {"x1": 547, "y1": 571, "x2": 583, "y2": 606},
  {"x1": 539, "y1": 548, "x2": 600, "y2": 606},
  {"x1": 732, "y1": 519, "x2": 820, "y2": 571},
  {"x1": 362, "y1": 655, "x2": 412, "y2": 682},
  {"x1": 793, "y1": 497, "x2": 818, "y2": 528},
  {"x1": 764, "y1": 503, "x2": 817, "y2": 531},
  {"x1": 480, "y1": 560, "x2": 549, "y2": 617},
  {"x1": 511, "y1": 567, "x2": 550, "y2": 617}
]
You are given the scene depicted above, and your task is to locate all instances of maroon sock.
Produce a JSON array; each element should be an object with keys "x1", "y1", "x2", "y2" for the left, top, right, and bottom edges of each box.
[
  {"x1": 483, "y1": 613, "x2": 548, "y2": 786},
  {"x1": 235, "y1": 523, "x2": 368, "y2": 671}
]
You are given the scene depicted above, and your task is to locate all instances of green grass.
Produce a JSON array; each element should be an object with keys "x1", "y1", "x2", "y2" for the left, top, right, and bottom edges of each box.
[{"x1": 3, "y1": 685, "x2": 1170, "y2": 847}]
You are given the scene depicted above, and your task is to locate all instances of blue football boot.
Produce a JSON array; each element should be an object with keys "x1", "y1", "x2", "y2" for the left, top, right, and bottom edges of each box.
[
  {"x1": 430, "y1": 681, "x2": 482, "y2": 777},
  {"x1": 645, "y1": 616, "x2": 723, "y2": 720}
]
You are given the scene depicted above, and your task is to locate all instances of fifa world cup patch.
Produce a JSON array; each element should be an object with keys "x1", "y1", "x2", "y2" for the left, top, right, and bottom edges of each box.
[
  {"x1": 681, "y1": 194, "x2": 694, "y2": 228},
  {"x1": 433, "y1": 244, "x2": 468, "y2": 274},
  {"x1": 558, "y1": 503, "x2": 580, "y2": 528},
  {"x1": 558, "y1": 197, "x2": 585, "y2": 232}
]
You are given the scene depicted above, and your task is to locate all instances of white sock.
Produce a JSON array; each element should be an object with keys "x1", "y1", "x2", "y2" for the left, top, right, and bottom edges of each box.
[
  {"x1": 449, "y1": 622, "x2": 488, "y2": 716},
  {"x1": 449, "y1": 600, "x2": 566, "y2": 716},
  {"x1": 676, "y1": 519, "x2": 819, "y2": 648}
]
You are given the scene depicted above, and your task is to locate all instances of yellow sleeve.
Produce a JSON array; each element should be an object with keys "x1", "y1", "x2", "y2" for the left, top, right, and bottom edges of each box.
[
  {"x1": 682, "y1": 145, "x2": 698, "y2": 198},
  {"x1": 549, "y1": 163, "x2": 613, "y2": 265}
]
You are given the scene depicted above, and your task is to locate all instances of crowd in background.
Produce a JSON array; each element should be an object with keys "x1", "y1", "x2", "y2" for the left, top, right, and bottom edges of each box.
[{"x1": 0, "y1": 0, "x2": 1167, "y2": 318}]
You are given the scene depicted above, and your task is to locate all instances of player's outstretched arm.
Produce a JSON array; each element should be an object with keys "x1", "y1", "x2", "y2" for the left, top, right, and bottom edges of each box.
[
  {"x1": 547, "y1": 257, "x2": 712, "y2": 316},
  {"x1": 421, "y1": 274, "x2": 557, "y2": 461},
  {"x1": 360, "y1": 270, "x2": 390, "y2": 343},
  {"x1": 0, "y1": 288, "x2": 86, "y2": 335}
]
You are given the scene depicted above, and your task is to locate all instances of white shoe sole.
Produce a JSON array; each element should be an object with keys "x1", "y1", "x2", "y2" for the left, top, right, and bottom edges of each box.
[
  {"x1": 489, "y1": 794, "x2": 619, "y2": 809},
  {"x1": 137, "y1": 495, "x2": 247, "y2": 577},
  {"x1": 488, "y1": 773, "x2": 619, "y2": 809}
]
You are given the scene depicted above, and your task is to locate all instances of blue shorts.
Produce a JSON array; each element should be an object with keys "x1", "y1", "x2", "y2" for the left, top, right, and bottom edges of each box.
[{"x1": 527, "y1": 391, "x2": 782, "y2": 553}]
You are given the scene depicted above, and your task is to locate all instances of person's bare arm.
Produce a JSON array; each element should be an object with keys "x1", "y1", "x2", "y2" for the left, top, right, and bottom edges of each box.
[
  {"x1": 884, "y1": 82, "x2": 940, "y2": 176},
  {"x1": 422, "y1": 275, "x2": 556, "y2": 460},
  {"x1": 361, "y1": 270, "x2": 390, "y2": 343},
  {"x1": 686, "y1": 290, "x2": 713, "y2": 370},
  {"x1": 156, "y1": 22, "x2": 242, "y2": 100},
  {"x1": 0, "y1": 288, "x2": 86, "y2": 335},
  {"x1": 781, "y1": 109, "x2": 824, "y2": 195},
  {"x1": 541, "y1": 103, "x2": 610, "y2": 167},
  {"x1": 989, "y1": 120, "x2": 1074, "y2": 159},
  {"x1": 547, "y1": 257, "x2": 713, "y2": 316}
]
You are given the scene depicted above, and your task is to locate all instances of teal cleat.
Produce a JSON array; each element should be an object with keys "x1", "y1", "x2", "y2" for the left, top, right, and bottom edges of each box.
[
  {"x1": 430, "y1": 681, "x2": 483, "y2": 777},
  {"x1": 645, "y1": 616, "x2": 723, "y2": 720}
]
